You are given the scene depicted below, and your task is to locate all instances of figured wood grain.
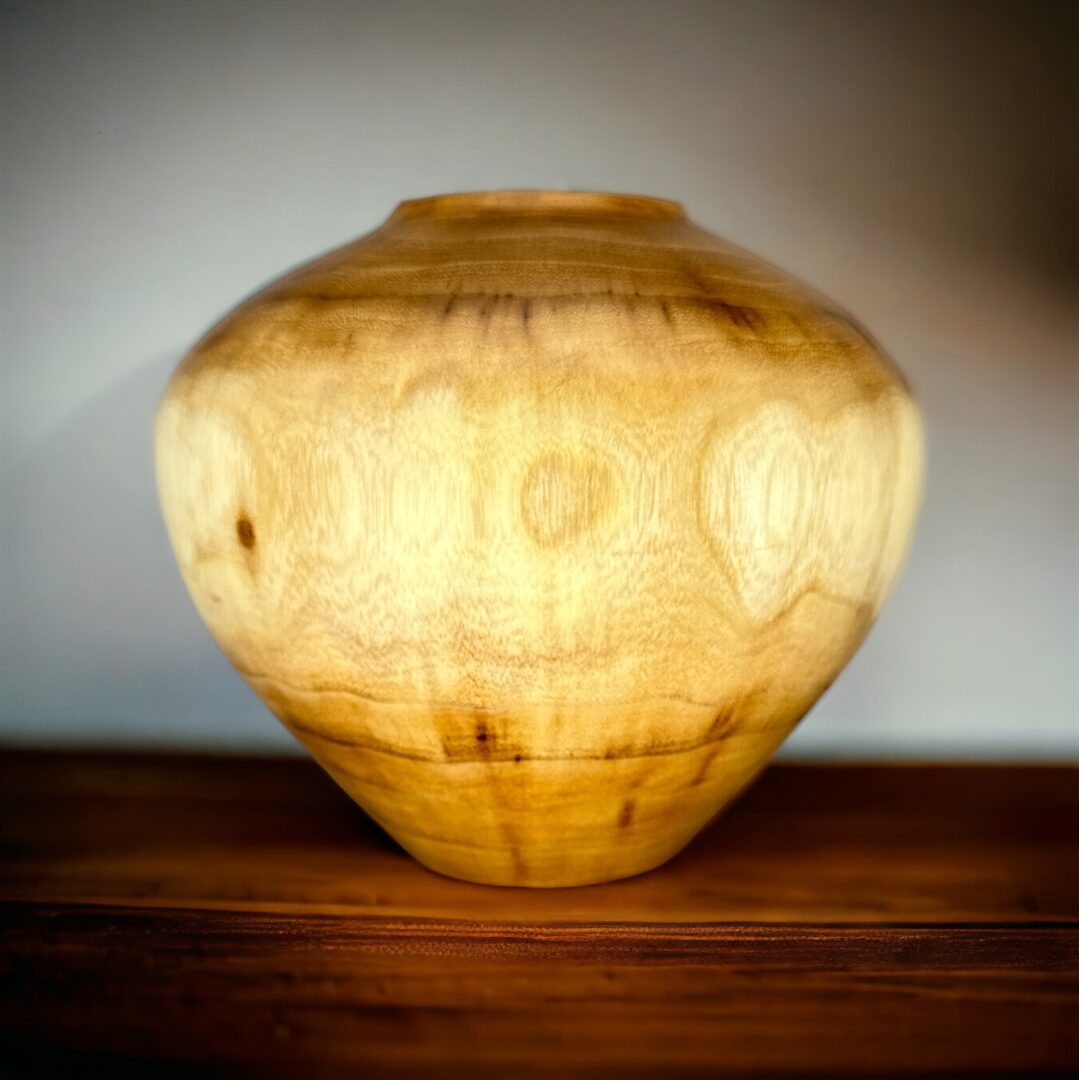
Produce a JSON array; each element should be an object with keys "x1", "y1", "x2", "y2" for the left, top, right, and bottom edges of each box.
[
  {"x1": 1, "y1": 753, "x2": 1076, "y2": 1077},
  {"x1": 155, "y1": 190, "x2": 924, "y2": 886}
]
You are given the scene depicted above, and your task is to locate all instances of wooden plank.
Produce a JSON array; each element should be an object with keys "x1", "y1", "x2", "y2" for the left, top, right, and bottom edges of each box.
[
  {"x1": 3, "y1": 753, "x2": 1077, "y2": 924},
  {"x1": 1, "y1": 752, "x2": 1077, "y2": 1075}
]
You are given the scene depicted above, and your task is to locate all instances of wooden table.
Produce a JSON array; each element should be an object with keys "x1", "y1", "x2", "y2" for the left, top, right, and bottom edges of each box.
[{"x1": 2, "y1": 752, "x2": 1076, "y2": 1076}]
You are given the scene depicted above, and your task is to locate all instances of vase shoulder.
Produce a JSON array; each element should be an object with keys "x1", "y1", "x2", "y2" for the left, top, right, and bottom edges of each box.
[{"x1": 177, "y1": 191, "x2": 908, "y2": 412}]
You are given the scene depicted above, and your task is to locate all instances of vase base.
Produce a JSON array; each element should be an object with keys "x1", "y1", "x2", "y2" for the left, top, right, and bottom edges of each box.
[
  {"x1": 400, "y1": 833, "x2": 697, "y2": 889},
  {"x1": 297, "y1": 731, "x2": 781, "y2": 888}
]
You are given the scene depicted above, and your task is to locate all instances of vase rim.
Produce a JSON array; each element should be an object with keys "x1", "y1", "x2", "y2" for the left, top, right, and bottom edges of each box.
[{"x1": 390, "y1": 190, "x2": 686, "y2": 222}]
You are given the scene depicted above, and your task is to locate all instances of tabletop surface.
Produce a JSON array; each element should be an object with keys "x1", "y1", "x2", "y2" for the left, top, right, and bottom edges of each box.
[{"x1": 1, "y1": 751, "x2": 1076, "y2": 1076}]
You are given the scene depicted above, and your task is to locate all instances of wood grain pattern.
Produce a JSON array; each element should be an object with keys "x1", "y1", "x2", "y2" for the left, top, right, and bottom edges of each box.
[
  {"x1": 155, "y1": 190, "x2": 924, "y2": 885},
  {"x1": 2, "y1": 753, "x2": 1076, "y2": 1077}
]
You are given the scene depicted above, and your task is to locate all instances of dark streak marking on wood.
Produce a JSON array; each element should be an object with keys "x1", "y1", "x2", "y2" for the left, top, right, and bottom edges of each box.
[
  {"x1": 692, "y1": 746, "x2": 721, "y2": 787},
  {"x1": 475, "y1": 720, "x2": 493, "y2": 753},
  {"x1": 717, "y1": 300, "x2": 763, "y2": 332},
  {"x1": 236, "y1": 515, "x2": 256, "y2": 549}
]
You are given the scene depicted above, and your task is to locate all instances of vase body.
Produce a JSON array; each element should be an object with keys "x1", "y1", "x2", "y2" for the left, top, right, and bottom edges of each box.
[{"x1": 156, "y1": 191, "x2": 923, "y2": 886}]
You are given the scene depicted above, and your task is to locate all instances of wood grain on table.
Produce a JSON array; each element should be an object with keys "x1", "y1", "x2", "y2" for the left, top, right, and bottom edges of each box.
[{"x1": 1, "y1": 752, "x2": 1077, "y2": 1076}]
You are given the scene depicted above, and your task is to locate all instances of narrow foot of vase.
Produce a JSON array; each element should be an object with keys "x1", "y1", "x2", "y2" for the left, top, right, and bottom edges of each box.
[
  {"x1": 397, "y1": 829, "x2": 697, "y2": 888},
  {"x1": 298, "y1": 734, "x2": 774, "y2": 888}
]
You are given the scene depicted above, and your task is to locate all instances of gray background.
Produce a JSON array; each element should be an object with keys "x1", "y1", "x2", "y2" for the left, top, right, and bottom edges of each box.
[{"x1": 2, "y1": 0, "x2": 1076, "y2": 757}]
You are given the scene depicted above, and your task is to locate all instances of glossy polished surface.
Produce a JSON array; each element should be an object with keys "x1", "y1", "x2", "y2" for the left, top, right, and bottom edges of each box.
[{"x1": 155, "y1": 192, "x2": 923, "y2": 885}]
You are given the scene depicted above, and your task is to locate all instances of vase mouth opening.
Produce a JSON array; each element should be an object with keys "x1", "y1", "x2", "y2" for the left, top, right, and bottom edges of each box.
[{"x1": 390, "y1": 190, "x2": 686, "y2": 223}]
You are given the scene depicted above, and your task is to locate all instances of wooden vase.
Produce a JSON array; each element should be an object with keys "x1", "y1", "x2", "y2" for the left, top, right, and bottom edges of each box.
[{"x1": 156, "y1": 191, "x2": 923, "y2": 887}]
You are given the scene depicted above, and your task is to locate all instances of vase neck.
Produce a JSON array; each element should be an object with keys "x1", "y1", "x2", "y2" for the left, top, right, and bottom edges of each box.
[{"x1": 390, "y1": 190, "x2": 686, "y2": 223}]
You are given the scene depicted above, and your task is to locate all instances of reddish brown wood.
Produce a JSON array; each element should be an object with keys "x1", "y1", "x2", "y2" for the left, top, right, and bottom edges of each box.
[{"x1": 2, "y1": 751, "x2": 1077, "y2": 1076}]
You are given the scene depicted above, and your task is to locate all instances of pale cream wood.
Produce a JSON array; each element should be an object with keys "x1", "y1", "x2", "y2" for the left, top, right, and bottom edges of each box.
[{"x1": 156, "y1": 191, "x2": 923, "y2": 886}]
